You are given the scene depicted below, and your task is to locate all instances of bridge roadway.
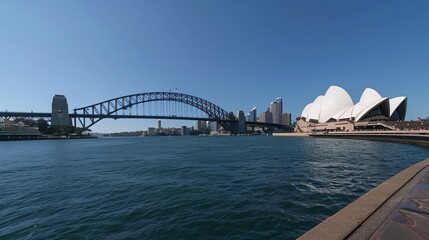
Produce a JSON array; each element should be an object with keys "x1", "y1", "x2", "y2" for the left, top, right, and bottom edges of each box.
[
  {"x1": 0, "y1": 111, "x2": 290, "y2": 129},
  {"x1": 0, "y1": 111, "x2": 51, "y2": 118},
  {"x1": 0, "y1": 111, "x2": 235, "y2": 122}
]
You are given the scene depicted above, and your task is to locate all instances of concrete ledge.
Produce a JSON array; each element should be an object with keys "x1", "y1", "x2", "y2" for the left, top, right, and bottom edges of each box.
[
  {"x1": 299, "y1": 158, "x2": 429, "y2": 240},
  {"x1": 310, "y1": 134, "x2": 429, "y2": 148}
]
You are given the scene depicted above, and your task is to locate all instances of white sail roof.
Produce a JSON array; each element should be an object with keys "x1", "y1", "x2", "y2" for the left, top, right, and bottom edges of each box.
[
  {"x1": 301, "y1": 103, "x2": 313, "y2": 119},
  {"x1": 330, "y1": 107, "x2": 351, "y2": 121},
  {"x1": 389, "y1": 97, "x2": 407, "y2": 117},
  {"x1": 300, "y1": 86, "x2": 407, "y2": 123},
  {"x1": 338, "y1": 106, "x2": 354, "y2": 120},
  {"x1": 355, "y1": 97, "x2": 389, "y2": 121},
  {"x1": 308, "y1": 96, "x2": 324, "y2": 121},
  {"x1": 318, "y1": 86, "x2": 354, "y2": 123},
  {"x1": 359, "y1": 88, "x2": 382, "y2": 106}
]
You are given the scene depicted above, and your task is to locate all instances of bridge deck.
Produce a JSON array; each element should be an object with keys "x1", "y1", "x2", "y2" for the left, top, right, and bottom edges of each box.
[{"x1": 0, "y1": 112, "x2": 290, "y2": 128}]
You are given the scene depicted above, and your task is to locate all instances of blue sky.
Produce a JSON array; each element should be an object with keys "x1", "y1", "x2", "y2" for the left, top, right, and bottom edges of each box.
[{"x1": 1, "y1": 1, "x2": 428, "y2": 132}]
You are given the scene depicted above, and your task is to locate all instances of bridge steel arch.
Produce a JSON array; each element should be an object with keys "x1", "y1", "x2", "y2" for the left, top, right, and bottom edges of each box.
[{"x1": 73, "y1": 92, "x2": 238, "y2": 133}]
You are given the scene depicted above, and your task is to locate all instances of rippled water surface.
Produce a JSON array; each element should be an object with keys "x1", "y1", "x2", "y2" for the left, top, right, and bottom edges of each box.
[{"x1": 1, "y1": 136, "x2": 428, "y2": 239}]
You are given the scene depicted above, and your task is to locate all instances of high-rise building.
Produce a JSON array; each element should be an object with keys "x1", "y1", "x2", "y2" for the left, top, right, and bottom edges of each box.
[
  {"x1": 236, "y1": 111, "x2": 245, "y2": 121},
  {"x1": 208, "y1": 121, "x2": 219, "y2": 133},
  {"x1": 157, "y1": 120, "x2": 161, "y2": 129},
  {"x1": 196, "y1": 120, "x2": 207, "y2": 131},
  {"x1": 249, "y1": 107, "x2": 257, "y2": 122},
  {"x1": 270, "y1": 97, "x2": 283, "y2": 124},
  {"x1": 51, "y1": 95, "x2": 70, "y2": 126},
  {"x1": 236, "y1": 110, "x2": 246, "y2": 133},
  {"x1": 259, "y1": 109, "x2": 272, "y2": 123},
  {"x1": 270, "y1": 101, "x2": 280, "y2": 124},
  {"x1": 276, "y1": 97, "x2": 283, "y2": 116},
  {"x1": 281, "y1": 113, "x2": 292, "y2": 126}
]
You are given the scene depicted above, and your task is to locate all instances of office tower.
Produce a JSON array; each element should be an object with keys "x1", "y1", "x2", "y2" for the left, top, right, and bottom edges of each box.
[
  {"x1": 236, "y1": 110, "x2": 246, "y2": 133},
  {"x1": 259, "y1": 109, "x2": 273, "y2": 123},
  {"x1": 250, "y1": 107, "x2": 257, "y2": 122},
  {"x1": 270, "y1": 97, "x2": 283, "y2": 124},
  {"x1": 281, "y1": 113, "x2": 292, "y2": 126},
  {"x1": 276, "y1": 97, "x2": 283, "y2": 116},
  {"x1": 196, "y1": 120, "x2": 207, "y2": 131},
  {"x1": 208, "y1": 121, "x2": 219, "y2": 133}
]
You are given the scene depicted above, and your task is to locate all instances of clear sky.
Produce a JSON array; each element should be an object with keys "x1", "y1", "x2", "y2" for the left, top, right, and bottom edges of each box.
[{"x1": 1, "y1": 1, "x2": 428, "y2": 133}]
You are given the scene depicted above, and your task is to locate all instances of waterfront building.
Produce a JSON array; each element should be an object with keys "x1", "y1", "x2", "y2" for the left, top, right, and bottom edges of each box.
[
  {"x1": 148, "y1": 127, "x2": 156, "y2": 136},
  {"x1": 146, "y1": 126, "x2": 184, "y2": 136},
  {"x1": 181, "y1": 126, "x2": 190, "y2": 135},
  {"x1": 417, "y1": 117, "x2": 429, "y2": 122},
  {"x1": 246, "y1": 114, "x2": 250, "y2": 122},
  {"x1": 157, "y1": 120, "x2": 161, "y2": 129},
  {"x1": 0, "y1": 120, "x2": 41, "y2": 137},
  {"x1": 297, "y1": 86, "x2": 407, "y2": 133},
  {"x1": 51, "y1": 95, "x2": 71, "y2": 126},
  {"x1": 259, "y1": 109, "x2": 272, "y2": 123},
  {"x1": 282, "y1": 113, "x2": 292, "y2": 126}
]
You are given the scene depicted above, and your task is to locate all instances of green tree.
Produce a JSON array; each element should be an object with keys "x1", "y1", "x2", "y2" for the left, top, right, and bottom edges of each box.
[{"x1": 36, "y1": 119, "x2": 49, "y2": 134}]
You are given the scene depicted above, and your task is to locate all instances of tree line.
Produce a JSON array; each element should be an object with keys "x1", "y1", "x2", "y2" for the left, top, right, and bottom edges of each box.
[{"x1": 13, "y1": 118, "x2": 87, "y2": 136}]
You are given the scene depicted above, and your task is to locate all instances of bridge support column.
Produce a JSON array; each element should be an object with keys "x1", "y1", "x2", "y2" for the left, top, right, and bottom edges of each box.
[{"x1": 51, "y1": 95, "x2": 71, "y2": 126}]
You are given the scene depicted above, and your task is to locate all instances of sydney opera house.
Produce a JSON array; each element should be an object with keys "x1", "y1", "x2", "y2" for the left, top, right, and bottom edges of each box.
[{"x1": 296, "y1": 86, "x2": 407, "y2": 133}]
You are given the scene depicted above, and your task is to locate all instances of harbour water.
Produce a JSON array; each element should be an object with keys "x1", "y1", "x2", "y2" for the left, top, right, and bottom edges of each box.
[{"x1": 1, "y1": 136, "x2": 428, "y2": 239}]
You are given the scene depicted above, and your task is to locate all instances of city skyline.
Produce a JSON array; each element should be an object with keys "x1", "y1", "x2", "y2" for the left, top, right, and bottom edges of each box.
[{"x1": 1, "y1": 1, "x2": 428, "y2": 132}]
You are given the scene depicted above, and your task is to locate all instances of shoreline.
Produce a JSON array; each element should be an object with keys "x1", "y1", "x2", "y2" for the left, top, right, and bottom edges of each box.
[
  {"x1": 0, "y1": 135, "x2": 97, "y2": 141},
  {"x1": 274, "y1": 131, "x2": 429, "y2": 148},
  {"x1": 310, "y1": 132, "x2": 429, "y2": 148},
  {"x1": 272, "y1": 132, "x2": 310, "y2": 137}
]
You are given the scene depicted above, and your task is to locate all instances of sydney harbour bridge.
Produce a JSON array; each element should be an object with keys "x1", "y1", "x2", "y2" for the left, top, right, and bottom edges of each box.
[{"x1": 0, "y1": 92, "x2": 292, "y2": 134}]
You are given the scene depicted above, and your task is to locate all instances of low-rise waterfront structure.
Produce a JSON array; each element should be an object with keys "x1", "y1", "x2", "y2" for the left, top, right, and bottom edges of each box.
[
  {"x1": 181, "y1": 126, "x2": 191, "y2": 135},
  {"x1": 0, "y1": 120, "x2": 41, "y2": 136}
]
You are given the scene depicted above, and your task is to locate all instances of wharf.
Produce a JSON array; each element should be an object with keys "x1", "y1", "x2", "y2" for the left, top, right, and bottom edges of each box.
[
  {"x1": 299, "y1": 158, "x2": 429, "y2": 239},
  {"x1": 272, "y1": 132, "x2": 310, "y2": 137}
]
